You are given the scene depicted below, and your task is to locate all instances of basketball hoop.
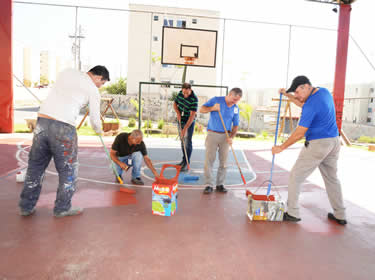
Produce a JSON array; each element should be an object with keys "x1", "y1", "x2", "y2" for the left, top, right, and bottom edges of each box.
[{"x1": 184, "y1": 57, "x2": 196, "y2": 65}]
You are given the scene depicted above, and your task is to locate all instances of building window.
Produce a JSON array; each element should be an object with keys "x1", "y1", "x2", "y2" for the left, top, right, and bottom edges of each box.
[
  {"x1": 368, "y1": 108, "x2": 372, "y2": 113},
  {"x1": 162, "y1": 64, "x2": 169, "y2": 68},
  {"x1": 168, "y1": 19, "x2": 173, "y2": 27},
  {"x1": 153, "y1": 36, "x2": 158, "y2": 42},
  {"x1": 371, "y1": 98, "x2": 374, "y2": 103},
  {"x1": 163, "y1": 19, "x2": 168, "y2": 26},
  {"x1": 370, "y1": 88, "x2": 374, "y2": 93},
  {"x1": 189, "y1": 80, "x2": 194, "y2": 85},
  {"x1": 154, "y1": 15, "x2": 159, "y2": 21},
  {"x1": 367, "y1": 117, "x2": 372, "y2": 123},
  {"x1": 151, "y1": 77, "x2": 155, "y2": 82},
  {"x1": 177, "y1": 20, "x2": 186, "y2": 28},
  {"x1": 192, "y1": 18, "x2": 197, "y2": 24}
]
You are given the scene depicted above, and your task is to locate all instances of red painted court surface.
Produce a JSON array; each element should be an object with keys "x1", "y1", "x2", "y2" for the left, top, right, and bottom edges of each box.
[{"x1": 1, "y1": 135, "x2": 375, "y2": 279}]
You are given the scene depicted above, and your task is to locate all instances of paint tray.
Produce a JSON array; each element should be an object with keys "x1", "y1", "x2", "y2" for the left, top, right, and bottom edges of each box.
[{"x1": 246, "y1": 190, "x2": 285, "y2": 222}]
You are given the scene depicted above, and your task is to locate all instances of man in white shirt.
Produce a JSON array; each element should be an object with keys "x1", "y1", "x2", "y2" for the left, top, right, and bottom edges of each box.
[{"x1": 19, "y1": 65, "x2": 110, "y2": 218}]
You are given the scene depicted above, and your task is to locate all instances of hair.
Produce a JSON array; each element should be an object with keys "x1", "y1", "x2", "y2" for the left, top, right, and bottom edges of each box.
[
  {"x1": 130, "y1": 129, "x2": 143, "y2": 139},
  {"x1": 230, "y1": 87, "x2": 243, "y2": 97},
  {"x1": 88, "y1": 65, "x2": 110, "y2": 81},
  {"x1": 182, "y1": 82, "x2": 191, "y2": 89}
]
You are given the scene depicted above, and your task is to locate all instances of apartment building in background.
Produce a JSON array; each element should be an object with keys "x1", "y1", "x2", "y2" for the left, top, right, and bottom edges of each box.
[{"x1": 40, "y1": 50, "x2": 49, "y2": 84}]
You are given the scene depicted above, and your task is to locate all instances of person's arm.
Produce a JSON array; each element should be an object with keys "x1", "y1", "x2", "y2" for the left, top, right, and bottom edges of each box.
[
  {"x1": 279, "y1": 88, "x2": 304, "y2": 108},
  {"x1": 89, "y1": 90, "x2": 103, "y2": 134},
  {"x1": 109, "y1": 149, "x2": 129, "y2": 171},
  {"x1": 173, "y1": 101, "x2": 181, "y2": 122},
  {"x1": 144, "y1": 155, "x2": 159, "y2": 178},
  {"x1": 181, "y1": 111, "x2": 196, "y2": 137},
  {"x1": 272, "y1": 125, "x2": 308, "y2": 154},
  {"x1": 226, "y1": 125, "x2": 239, "y2": 145},
  {"x1": 200, "y1": 103, "x2": 220, "y2": 114}
]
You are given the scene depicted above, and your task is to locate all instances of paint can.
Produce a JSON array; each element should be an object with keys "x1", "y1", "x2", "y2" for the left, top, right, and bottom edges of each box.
[{"x1": 16, "y1": 170, "x2": 26, "y2": 183}]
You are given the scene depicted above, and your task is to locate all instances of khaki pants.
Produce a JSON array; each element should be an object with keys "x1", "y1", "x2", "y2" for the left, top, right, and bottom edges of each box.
[
  {"x1": 287, "y1": 136, "x2": 346, "y2": 220},
  {"x1": 204, "y1": 131, "x2": 229, "y2": 187}
]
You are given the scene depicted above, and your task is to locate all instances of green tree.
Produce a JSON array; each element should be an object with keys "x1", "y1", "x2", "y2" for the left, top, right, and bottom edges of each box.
[
  {"x1": 238, "y1": 103, "x2": 253, "y2": 132},
  {"x1": 100, "y1": 77, "x2": 127, "y2": 95},
  {"x1": 130, "y1": 98, "x2": 144, "y2": 119}
]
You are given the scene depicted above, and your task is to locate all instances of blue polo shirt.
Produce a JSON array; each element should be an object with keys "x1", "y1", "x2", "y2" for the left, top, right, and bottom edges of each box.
[
  {"x1": 299, "y1": 87, "x2": 339, "y2": 141},
  {"x1": 204, "y1": 96, "x2": 240, "y2": 132}
]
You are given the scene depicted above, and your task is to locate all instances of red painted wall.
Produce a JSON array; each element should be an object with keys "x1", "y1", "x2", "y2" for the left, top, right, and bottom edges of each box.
[
  {"x1": 333, "y1": 4, "x2": 352, "y2": 134},
  {"x1": 0, "y1": 0, "x2": 13, "y2": 133}
]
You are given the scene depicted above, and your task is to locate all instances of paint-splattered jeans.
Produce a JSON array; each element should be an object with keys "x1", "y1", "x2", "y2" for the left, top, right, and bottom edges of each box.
[{"x1": 19, "y1": 117, "x2": 78, "y2": 215}]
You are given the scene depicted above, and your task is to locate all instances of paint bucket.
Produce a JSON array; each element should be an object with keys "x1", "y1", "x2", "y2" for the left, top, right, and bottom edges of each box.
[{"x1": 16, "y1": 170, "x2": 26, "y2": 183}]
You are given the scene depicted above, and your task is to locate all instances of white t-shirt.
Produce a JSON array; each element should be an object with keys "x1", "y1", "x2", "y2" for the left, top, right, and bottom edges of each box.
[{"x1": 39, "y1": 68, "x2": 102, "y2": 133}]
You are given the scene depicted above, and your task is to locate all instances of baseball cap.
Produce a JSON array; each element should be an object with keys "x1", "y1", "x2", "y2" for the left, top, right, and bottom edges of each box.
[{"x1": 286, "y1": 76, "x2": 311, "y2": 93}]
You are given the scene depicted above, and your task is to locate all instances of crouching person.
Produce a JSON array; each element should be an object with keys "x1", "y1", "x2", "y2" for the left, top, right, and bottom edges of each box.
[{"x1": 110, "y1": 129, "x2": 158, "y2": 185}]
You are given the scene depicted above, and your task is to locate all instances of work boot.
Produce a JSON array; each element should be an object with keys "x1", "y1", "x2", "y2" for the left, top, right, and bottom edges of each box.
[
  {"x1": 328, "y1": 213, "x2": 347, "y2": 225},
  {"x1": 20, "y1": 208, "x2": 36, "y2": 217},
  {"x1": 216, "y1": 185, "x2": 228, "y2": 193},
  {"x1": 283, "y1": 212, "x2": 301, "y2": 222},
  {"x1": 203, "y1": 186, "x2": 213, "y2": 194},
  {"x1": 131, "y1": 177, "x2": 144, "y2": 185},
  {"x1": 54, "y1": 207, "x2": 84, "y2": 218}
]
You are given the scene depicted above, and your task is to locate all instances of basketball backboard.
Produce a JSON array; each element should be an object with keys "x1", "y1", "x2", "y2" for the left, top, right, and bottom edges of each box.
[{"x1": 161, "y1": 26, "x2": 218, "y2": 68}]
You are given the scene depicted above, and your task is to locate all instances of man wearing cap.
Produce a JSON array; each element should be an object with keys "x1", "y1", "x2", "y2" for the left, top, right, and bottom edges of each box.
[
  {"x1": 200, "y1": 88, "x2": 242, "y2": 194},
  {"x1": 272, "y1": 76, "x2": 347, "y2": 225},
  {"x1": 173, "y1": 83, "x2": 198, "y2": 171}
]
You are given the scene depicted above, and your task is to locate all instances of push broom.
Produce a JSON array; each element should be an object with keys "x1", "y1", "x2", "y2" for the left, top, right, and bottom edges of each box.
[
  {"x1": 98, "y1": 135, "x2": 136, "y2": 194},
  {"x1": 217, "y1": 110, "x2": 247, "y2": 185},
  {"x1": 177, "y1": 120, "x2": 199, "y2": 183}
]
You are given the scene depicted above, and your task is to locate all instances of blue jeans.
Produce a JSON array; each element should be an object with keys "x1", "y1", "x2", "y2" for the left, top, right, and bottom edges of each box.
[
  {"x1": 19, "y1": 117, "x2": 78, "y2": 215},
  {"x1": 115, "y1": 151, "x2": 143, "y2": 179},
  {"x1": 181, "y1": 121, "x2": 195, "y2": 164}
]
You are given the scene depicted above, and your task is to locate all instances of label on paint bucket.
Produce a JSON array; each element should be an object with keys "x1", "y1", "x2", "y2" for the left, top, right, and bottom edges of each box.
[{"x1": 16, "y1": 170, "x2": 26, "y2": 183}]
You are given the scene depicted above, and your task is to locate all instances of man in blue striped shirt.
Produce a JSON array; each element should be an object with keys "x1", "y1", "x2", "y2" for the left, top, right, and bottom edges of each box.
[
  {"x1": 173, "y1": 83, "x2": 198, "y2": 171},
  {"x1": 200, "y1": 88, "x2": 242, "y2": 194}
]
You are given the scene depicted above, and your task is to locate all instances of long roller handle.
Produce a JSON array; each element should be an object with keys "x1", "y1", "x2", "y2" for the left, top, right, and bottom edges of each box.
[
  {"x1": 98, "y1": 135, "x2": 124, "y2": 185},
  {"x1": 177, "y1": 120, "x2": 190, "y2": 171},
  {"x1": 217, "y1": 110, "x2": 246, "y2": 185},
  {"x1": 267, "y1": 92, "x2": 283, "y2": 195}
]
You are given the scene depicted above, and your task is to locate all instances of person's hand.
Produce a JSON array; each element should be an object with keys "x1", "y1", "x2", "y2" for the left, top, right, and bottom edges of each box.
[
  {"x1": 279, "y1": 88, "x2": 291, "y2": 98},
  {"x1": 226, "y1": 137, "x2": 233, "y2": 145},
  {"x1": 272, "y1": 145, "x2": 283, "y2": 155},
  {"x1": 212, "y1": 103, "x2": 220, "y2": 112},
  {"x1": 181, "y1": 127, "x2": 187, "y2": 138},
  {"x1": 119, "y1": 162, "x2": 130, "y2": 171}
]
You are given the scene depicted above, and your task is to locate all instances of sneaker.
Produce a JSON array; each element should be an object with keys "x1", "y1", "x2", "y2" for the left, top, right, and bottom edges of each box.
[
  {"x1": 20, "y1": 208, "x2": 36, "y2": 217},
  {"x1": 131, "y1": 177, "x2": 144, "y2": 185},
  {"x1": 116, "y1": 175, "x2": 123, "y2": 183},
  {"x1": 176, "y1": 160, "x2": 185, "y2": 166},
  {"x1": 283, "y1": 212, "x2": 301, "y2": 222},
  {"x1": 328, "y1": 213, "x2": 347, "y2": 225},
  {"x1": 216, "y1": 185, "x2": 228, "y2": 193},
  {"x1": 203, "y1": 186, "x2": 213, "y2": 194},
  {"x1": 54, "y1": 207, "x2": 84, "y2": 218},
  {"x1": 180, "y1": 163, "x2": 188, "y2": 172}
]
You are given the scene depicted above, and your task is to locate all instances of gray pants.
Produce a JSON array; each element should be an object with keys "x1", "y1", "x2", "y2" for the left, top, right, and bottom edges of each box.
[
  {"x1": 287, "y1": 136, "x2": 346, "y2": 220},
  {"x1": 204, "y1": 131, "x2": 229, "y2": 187}
]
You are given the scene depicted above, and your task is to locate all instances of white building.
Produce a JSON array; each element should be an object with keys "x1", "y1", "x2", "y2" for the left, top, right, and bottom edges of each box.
[
  {"x1": 342, "y1": 83, "x2": 375, "y2": 125},
  {"x1": 40, "y1": 50, "x2": 49, "y2": 83},
  {"x1": 23, "y1": 48, "x2": 31, "y2": 87},
  {"x1": 127, "y1": 4, "x2": 220, "y2": 97}
]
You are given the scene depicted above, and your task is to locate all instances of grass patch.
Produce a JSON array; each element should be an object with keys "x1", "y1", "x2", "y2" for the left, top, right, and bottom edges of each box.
[{"x1": 14, "y1": 123, "x2": 31, "y2": 133}]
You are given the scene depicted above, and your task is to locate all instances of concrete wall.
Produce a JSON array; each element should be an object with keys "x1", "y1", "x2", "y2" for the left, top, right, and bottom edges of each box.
[{"x1": 342, "y1": 121, "x2": 375, "y2": 140}]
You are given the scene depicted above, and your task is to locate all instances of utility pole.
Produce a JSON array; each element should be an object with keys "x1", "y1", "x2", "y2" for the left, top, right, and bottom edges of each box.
[{"x1": 69, "y1": 25, "x2": 85, "y2": 70}]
